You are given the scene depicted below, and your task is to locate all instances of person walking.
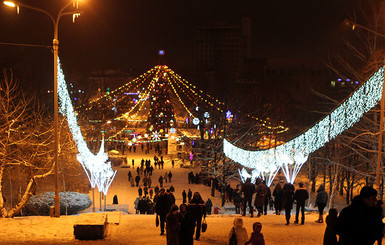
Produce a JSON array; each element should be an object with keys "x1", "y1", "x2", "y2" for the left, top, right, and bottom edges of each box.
[
  {"x1": 282, "y1": 183, "x2": 295, "y2": 225},
  {"x1": 188, "y1": 189, "x2": 192, "y2": 202},
  {"x1": 263, "y1": 183, "x2": 271, "y2": 215},
  {"x1": 188, "y1": 192, "x2": 206, "y2": 241},
  {"x1": 164, "y1": 172, "x2": 168, "y2": 183},
  {"x1": 228, "y1": 217, "x2": 248, "y2": 245},
  {"x1": 273, "y1": 182, "x2": 283, "y2": 215},
  {"x1": 134, "y1": 197, "x2": 140, "y2": 214},
  {"x1": 323, "y1": 208, "x2": 338, "y2": 245},
  {"x1": 241, "y1": 178, "x2": 255, "y2": 217},
  {"x1": 135, "y1": 175, "x2": 141, "y2": 187},
  {"x1": 254, "y1": 180, "x2": 268, "y2": 217},
  {"x1": 130, "y1": 175, "x2": 135, "y2": 187},
  {"x1": 149, "y1": 188, "x2": 154, "y2": 199},
  {"x1": 166, "y1": 204, "x2": 180, "y2": 245},
  {"x1": 179, "y1": 203, "x2": 195, "y2": 245},
  {"x1": 132, "y1": 159, "x2": 135, "y2": 168},
  {"x1": 245, "y1": 222, "x2": 265, "y2": 245},
  {"x1": 138, "y1": 187, "x2": 143, "y2": 197},
  {"x1": 172, "y1": 160, "x2": 175, "y2": 168},
  {"x1": 205, "y1": 198, "x2": 213, "y2": 215},
  {"x1": 182, "y1": 190, "x2": 187, "y2": 204},
  {"x1": 294, "y1": 182, "x2": 309, "y2": 224},
  {"x1": 138, "y1": 196, "x2": 147, "y2": 214},
  {"x1": 155, "y1": 188, "x2": 171, "y2": 235},
  {"x1": 233, "y1": 190, "x2": 242, "y2": 214},
  {"x1": 168, "y1": 171, "x2": 173, "y2": 182},
  {"x1": 148, "y1": 176, "x2": 152, "y2": 188},
  {"x1": 334, "y1": 186, "x2": 384, "y2": 245},
  {"x1": 128, "y1": 171, "x2": 132, "y2": 181},
  {"x1": 159, "y1": 175, "x2": 164, "y2": 188},
  {"x1": 315, "y1": 184, "x2": 328, "y2": 223}
]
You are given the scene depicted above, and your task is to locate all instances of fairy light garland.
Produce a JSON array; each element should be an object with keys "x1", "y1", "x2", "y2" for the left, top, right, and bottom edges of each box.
[
  {"x1": 57, "y1": 58, "x2": 116, "y2": 195},
  {"x1": 225, "y1": 66, "x2": 384, "y2": 184}
]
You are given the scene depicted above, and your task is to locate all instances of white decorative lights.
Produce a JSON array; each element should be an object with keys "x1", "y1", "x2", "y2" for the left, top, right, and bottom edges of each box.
[
  {"x1": 225, "y1": 67, "x2": 384, "y2": 184},
  {"x1": 57, "y1": 58, "x2": 116, "y2": 195}
]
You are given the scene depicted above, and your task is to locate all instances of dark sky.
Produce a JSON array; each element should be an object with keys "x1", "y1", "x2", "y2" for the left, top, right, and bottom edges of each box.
[{"x1": 0, "y1": 0, "x2": 357, "y2": 91}]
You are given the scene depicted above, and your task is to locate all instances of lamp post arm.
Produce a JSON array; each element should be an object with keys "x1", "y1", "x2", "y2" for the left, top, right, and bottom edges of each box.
[
  {"x1": 54, "y1": 1, "x2": 75, "y2": 40},
  {"x1": 17, "y1": 3, "x2": 55, "y2": 30}
]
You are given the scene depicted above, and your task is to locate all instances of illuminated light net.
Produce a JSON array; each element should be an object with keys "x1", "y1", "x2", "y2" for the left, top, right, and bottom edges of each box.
[
  {"x1": 225, "y1": 66, "x2": 384, "y2": 184},
  {"x1": 57, "y1": 58, "x2": 117, "y2": 195}
]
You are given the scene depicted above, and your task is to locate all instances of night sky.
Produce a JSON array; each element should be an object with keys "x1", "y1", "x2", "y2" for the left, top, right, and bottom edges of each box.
[{"x1": 0, "y1": 0, "x2": 358, "y2": 91}]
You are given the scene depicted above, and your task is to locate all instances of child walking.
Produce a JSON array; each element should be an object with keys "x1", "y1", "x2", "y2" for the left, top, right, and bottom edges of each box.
[{"x1": 245, "y1": 222, "x2": 265, "y2": 245}]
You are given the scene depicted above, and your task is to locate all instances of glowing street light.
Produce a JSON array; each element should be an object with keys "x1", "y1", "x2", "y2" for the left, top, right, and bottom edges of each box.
[{"x1": 3, "y1": 0, "x2": 83, "y2": 217}]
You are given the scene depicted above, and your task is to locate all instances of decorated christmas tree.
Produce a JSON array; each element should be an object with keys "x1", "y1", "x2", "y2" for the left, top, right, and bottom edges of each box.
[{"x1": 147, "y1": 76, "x2": 175, "y2": 134}]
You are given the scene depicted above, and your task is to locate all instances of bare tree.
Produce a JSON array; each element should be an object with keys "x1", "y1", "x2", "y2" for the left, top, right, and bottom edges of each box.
[{"x1": 0, "y1": 70, "x2": 55, "y2": 218}]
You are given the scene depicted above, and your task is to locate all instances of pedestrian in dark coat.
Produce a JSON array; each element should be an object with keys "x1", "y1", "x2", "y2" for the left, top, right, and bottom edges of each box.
[
  {"x1": 179, "y1": 203, "x2": 195, "y2": 245},
  {"x1": 188, "y1": 192, "x2": 206, "y2": 241},
  {"x1": 168, "y1": 171, "x2": 173, "y2": 182},
  {"x1": 282, "y1": 183, "x2": 295, "y2": 225},
  {"x1": 254, "y1": 180, "x2": 268, "y2": 217},
  {"x1": 187, "y1": 189, "x2": 192, "y2": 202},
  {"x1": 233, "y1": 191, "x2": 242, "y2": 214},
  {"x1": 315, "y1": 184, "x2": 328, "y2": 223},
  {"x1": 138, "y1": 187, "x2": 143, "y2": 197},
  {"x1": 241, "y1": 178, "x2": 256, "y2": 217},
  {"x1": 273, "y1": 183, "x2": 283, "y2": 215},
  {"x1": 135, "y1": 175, "x2": 140, "y2": 187},
  {"x1": 149, "y1": 188, "x2": 154, "y2": 199},
  {"x1": 138, "y1": 196, "x2": 148, "y2": 214},
  {"x1": 182, "y1": 190, "x2": 187, "y2": 204},
  {"x1": 156, "y1": 188, "x2": 171, "y2": 235},
  {"x1": 245, "y1": 222, "x2": 265, "y2": 245},
  {"x1": 263, "y1": 184, "x2": 271, "y2": 215},
  {"x1": 128, "y1": 171, "x2": 132, "y2": 181},
  {"x1": 294, "y1": 182, "x2": 309, "y2": 224},
  {"x1": 166, "y1": 204, "x2": 180, "y2": 245},
  {"x1": 170, "y1": 185, "x2": 175, "y2": 193},
  {"x1": 159, "y1": 176, "x2": 164, "y2": 188},
  {"x1": 205, "y1": 198, "x2": 213, "y2": 215},
  {"x1": 323, "y1": 208, "x2": 338, "y2": 245},
  {"x1": 167, "y1": 189, "x2": 176, "y2": 204},
  {"x1": 334, "y1": 186, "x2": 383, "y2": 245}
]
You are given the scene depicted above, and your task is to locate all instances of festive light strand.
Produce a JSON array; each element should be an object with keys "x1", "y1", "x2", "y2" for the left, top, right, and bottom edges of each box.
[
  {"x1": 58, "y1": 58, "x2": 116, "y2": 195},
  {"x1": 224, "y1": 66, "x2": 384, "y2": 184}
]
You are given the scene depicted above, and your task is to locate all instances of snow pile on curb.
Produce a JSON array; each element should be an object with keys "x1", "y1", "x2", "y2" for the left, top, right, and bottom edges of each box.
[{"x1": 24, "y1": 192, "x2": 92, "y2": 216}]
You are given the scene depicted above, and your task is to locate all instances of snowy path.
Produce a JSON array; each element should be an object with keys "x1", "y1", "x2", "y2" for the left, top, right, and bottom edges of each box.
[{"x1": 0, "y1": 212, "x2": 328, "y2": 244}]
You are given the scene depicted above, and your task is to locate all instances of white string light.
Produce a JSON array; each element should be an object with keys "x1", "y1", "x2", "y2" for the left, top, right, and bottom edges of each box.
[
  {"x1": 57, "y1": 58, "x2": 116, "y2": 195},
  {"x1": 225, "y1": 66, "x2": 384, "y2": 183}
]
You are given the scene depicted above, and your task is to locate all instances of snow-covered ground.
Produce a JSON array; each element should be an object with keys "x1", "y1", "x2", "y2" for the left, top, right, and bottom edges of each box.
[{"x1": 1, "y1": 149, "x2": 382, "y2": 244}]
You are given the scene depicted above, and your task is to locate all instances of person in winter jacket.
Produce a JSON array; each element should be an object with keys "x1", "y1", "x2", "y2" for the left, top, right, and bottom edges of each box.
[
  {"x1": 282, "y1": 183, "x2": 295, "y2": 225},
  {"x1": 205, "y1": 198, "x2": 213, "y2": 215},
  {"x1": 315, "y1": 184, "x2": 328, "y2": 223},
  {"x1": 228, "y1": 217, "x2": 248, "y2": 245},
  {"x1": 134, "y1": 197, "x2": 140, "y2": 214},
  {"x1": 188, "y1": 189, "x2": 193, "y2": 202},
  {"x1": 179, "y1": 203, "x2": 195, "y2": 245},
  {"x1": 233, "y1": 191, "x2": 242, "y2": 214},
  {"x1": 138, "y1": 196, "x2": 148, "y2": 214},
  {"x1": 138, "y1": 187, "x2": 143, "y2": 197},
  {"x1": 166, "y1": 204, "x2": 180, "y2": 245},
  {"x1": 294, "y1": 182, "x2": 309, "y2": 224},
  {"x1": 130, "y1": 175, "x2": 135, "y2": 187},
  {"x1": 135, "y1": 175, "x2": 141, "y2": 187},
  {"x1": 273, "y1": 183, "x2": 283, "y2": 215},
  {"x1": 245, "y1": 222, "x2": 265, "y2": 245},
  {"x1": 182, "y1": 190, "x2": 187, "y2": 204},
  {"x1": 168, "y1": 171, "x2": 173, "y2": 182},
  {"x1": 334, "y1": 186, "x2": 384, "y2": 245},
  {"x1": 156, "y1": 188, "x2": 171, "y2": 235},
  {"x1": 241, "y1": 178, "x2": 255, "y2": 217},
  {"x1": 159, "y1": 176, "x2": 164, "y2": 188},
  {"x1": 323, "y1": 208, "x2": 338, "y2": 245},
  {"x1": 263, "y1": 183, "x2": 271, "y2": 215},
  {"x1": 188, "y1": 192, "x2": 206, "y2": 241},
  {"x1": 254, "y1": 180, "x2": 268, "y2": 217}
]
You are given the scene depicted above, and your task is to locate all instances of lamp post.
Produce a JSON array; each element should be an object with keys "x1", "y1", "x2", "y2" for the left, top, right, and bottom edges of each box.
[
  {"x1": 345, "y1": 19, "x2": 385, "y2": 194},
  {"x1": 3, "y1": 1, "x2": 81, "y2": 217}
]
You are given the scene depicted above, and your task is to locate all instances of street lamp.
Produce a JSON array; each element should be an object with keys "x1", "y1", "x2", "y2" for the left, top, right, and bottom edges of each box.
[
  {"x1": 345, "y1": 19, "x2": 385, "y2": 194},
  {"x1": 3, "y1": 0, "x2": 82, "y2": 217}
]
